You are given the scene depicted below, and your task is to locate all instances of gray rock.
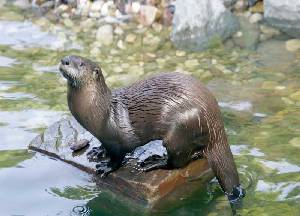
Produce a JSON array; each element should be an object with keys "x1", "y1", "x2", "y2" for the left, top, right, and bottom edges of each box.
[
  {"x1": 234, "y1": 0, "x2": 248, "y2": 11},
  {"x1": 256, "y1": 40, "x2": 296, "y2": 69},
  {"x1": 247, "y1": 0, "x2": 258, "y2": 7},
  {"x1": 233, "y1": 16, "x2": 260, "y2": 50},
  {"x1": 171, "y1": 0, "x2": 239, "y2": 51},
  {"x1": 264, "y1": 0, "x2": 300, "y2": 38},
  {"x1": 96, "y1": 24, "x2": 114, "y2": 46},
  {"x1": 0, "y1": 0, "x2": 6, "y2": 8},
  {"x1": 249, "y1": 13, "x2": 263, "y2": 24},
  {"x1": 222, "y1": 0, "x2": 237, "y2": 7},
  {"x1": 13, "y1": 0, "x2": 30, "y2": 9},
  {"x1": 40, "y1": 1, "x2": 55, "y2": 10}
]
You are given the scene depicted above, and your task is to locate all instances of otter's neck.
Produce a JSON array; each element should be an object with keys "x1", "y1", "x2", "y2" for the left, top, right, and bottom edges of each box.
[{"x1": 67, "y1": 81, "x2": 112, "y2": 138}]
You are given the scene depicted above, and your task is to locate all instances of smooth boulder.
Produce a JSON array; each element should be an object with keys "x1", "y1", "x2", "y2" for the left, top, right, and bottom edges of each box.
[
  {"x1": 171, "y1": 0, "x2": 239, "y2": 51},
  {"x1": 264, "y1": 0, "x2": 300, "y2": 38}
]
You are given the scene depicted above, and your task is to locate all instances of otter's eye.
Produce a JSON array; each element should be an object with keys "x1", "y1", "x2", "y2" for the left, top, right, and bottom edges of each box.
[{"x1": 79, "y1": 62, "x2": 84, "y2": 67}]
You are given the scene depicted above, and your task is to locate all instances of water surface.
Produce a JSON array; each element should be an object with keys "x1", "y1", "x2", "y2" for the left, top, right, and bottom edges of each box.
[{"x1": 0, "y1": 5, "x2": 299, "y2": 216}]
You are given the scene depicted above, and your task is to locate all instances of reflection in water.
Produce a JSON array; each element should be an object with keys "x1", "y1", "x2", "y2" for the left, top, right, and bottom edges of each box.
[
  {"x1": 0, "y1": 149, "x2": 32, "y2": 168},
  {"x1": 259, "y1": 160, "x2": 300, "y2": 174},
  {"x1": 0, "y1": 92, "x2": 38, "y2": 100},
  {"x1": 231, "y1": 144, "x2": 265, "y2": 157},
  {"x1": 0, "y1": 56, "x2": 17, "y2": 67},
  {"x1": 219, "y1": 101, "x2": 253, "y2": 112},
  {"x1": 71, "y1": 205, "x2": 91, "y2": 216},
  {"x1": 0, "y1": 20, "x2": 80, "y2": 50},
  {"x1": 0, "y1": 154, "x2": 96, "y2": 216},
  {"x1": 0, "y1": 110, "x2": 65, "y2": 150},
  {"x1": 33, "y1": 63, "x2": 59, "y2": 73},
  {"x1": 256, "y1": 180, "x2": 300, "y2": 201}
]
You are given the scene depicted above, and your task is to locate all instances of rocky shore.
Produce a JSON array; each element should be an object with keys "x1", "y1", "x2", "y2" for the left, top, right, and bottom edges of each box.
[{"x1": 1, "y1": 0, "x2": 298, "y2": 53}]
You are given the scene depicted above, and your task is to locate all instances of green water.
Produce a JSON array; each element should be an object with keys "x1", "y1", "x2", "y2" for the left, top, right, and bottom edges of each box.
[{"x1": 0, "y1": 5, "x2": 299, "y2": 216}]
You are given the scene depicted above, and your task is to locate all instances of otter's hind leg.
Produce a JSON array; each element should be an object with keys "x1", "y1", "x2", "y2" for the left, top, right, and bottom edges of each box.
[
  {"x1": 164, "y1": 131, "x2": 194, "y2": 169},
  {"x1": 163, "y1": 113, "x2": 211, "y2": 169}
]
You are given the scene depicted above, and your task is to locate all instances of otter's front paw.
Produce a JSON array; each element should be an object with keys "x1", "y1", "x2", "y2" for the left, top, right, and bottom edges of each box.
[
  {"x1": 95, "y1": 161, "x2": 114, "y2": 178},
  {"x1": 87, "y1": 146, "x2": 106, "y2": 161}
]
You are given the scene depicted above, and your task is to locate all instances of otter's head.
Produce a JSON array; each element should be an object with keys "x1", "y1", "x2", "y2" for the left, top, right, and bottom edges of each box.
[{"x1": 59, "y1": 55, "x2": 102, "y2": 88}]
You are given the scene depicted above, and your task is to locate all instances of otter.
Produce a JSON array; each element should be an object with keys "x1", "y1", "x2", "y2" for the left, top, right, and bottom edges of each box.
[{"x1": 59, "y1": 55, "x2": 245, "y2": 203}]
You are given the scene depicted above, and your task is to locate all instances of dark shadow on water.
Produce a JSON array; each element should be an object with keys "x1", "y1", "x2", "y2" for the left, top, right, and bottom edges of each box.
[{"x1": 86, "y1": 182, "x2": 235, "y2": 216}]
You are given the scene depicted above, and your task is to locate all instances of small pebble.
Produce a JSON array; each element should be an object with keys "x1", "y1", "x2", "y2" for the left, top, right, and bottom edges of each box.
[
  {"x1": 117, "y1": 40, "x2": 125, "y2": 50},
  {"x1": 285, "y1": 39, "x2": 300, "y2": 52},
  {"x1": 63, "y1": 18, "x2": 74, "y2": 28},
  {"x1": 114, "y1": 26, "x2": 124, "y2": 35},
  {"x1": 290, "y1": 91, "x2": 300, "y2": 101},
  {"x1": 249, "y1": 13, "x2": 263, "y2": 24},
  {"x1": 184, "y1": 59, "x2": 199, "y2": 68},
  {"x1": 125, "y1": 34, "x2": 137, "y2": 43},
  {"x1": 176, "y1": 50, "x2": 186, "y2": 57},
  {"x1": 70, "y1": 139, "x2": 89, "y2": 151}
]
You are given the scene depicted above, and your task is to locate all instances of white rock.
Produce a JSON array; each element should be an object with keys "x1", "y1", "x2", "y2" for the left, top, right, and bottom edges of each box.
[
  {"x1": 235, "y1": 31, "x2": 243, "y2": 37},
  {"x1": 61, "y1": 12, "x2": 70, "y2": 18},
  {"x1": 184, "y1": 59, "x2": 199, "y2": 68},
  {"x1": 80, "y1": 18, "x2": 95, "y2": 29},
  {"x1": 113, "y1": 66, "x2": 123, "y2": 73},
  {"x1": 101, "y1": 0, "x2": 114, "y2": 16},
  {"x1": 89, "y1": 11, "x2": 101, "y2": 18},
  {"x1": 96, "y1": 24, "x2": 113, "y2": 46},
  {"x1": 90, "y1": 0, "x2": 104, "y2": 12},
  {"x1": 56, "y1": 4, "x2": 68, "y2": 13},
  {"x1": 222, "y1": 0, "x2": 237, "y2": 7},
  {"x1": 234, "y1": 0, "x2": 247, "y2": 11},
  {"x1": 63, "y1": 18, "x2": 74, "y2": 28},
  {"x1": 260, "y1": 24, "x2": 280, "y2": 37},
  {"x1": 285, "y1": 39, "x2": 300, "y2": 52},
  {"x1": 249, "y1": 13, "x2": 263, "y2": 24},
  {"x1": 171, "y1": 0, "x2": 239, "y2": 51},
  {"x1": 176, "y1": 50, "x2": 186, "y2": 57},
  {"x1": 152, "y1": 23, "x2": 162, "y2": 32},
  {"x1": 138, "y1": 5, "x2": 158, "y2": 26},
  {"x1": 125, "y1": 34, "x2": 137, "y2": 43},
  {"x1": 259, "y1": 34, "x2": 270, "y2": 42},
  {"x1": 90, "y1": 47, "x2": 101, "y2": 56},
  {"x1": 13, "y1": 0, "x2": 30, "y2": 9},
  {"x1": 117, "y1": 40, "x2": 125, "y2": 50},
  {"x1": 77, "y1": 0, "x2": 90, "y2": 17},
  {"x1": 132, "y1": 2, "x2": 141, "y2": 13},
  {"x1": 114, "y1": 26, "x2": 124, "y2": 35},
  {"x1": 243, "y1": 11, "x2": 252, "y2": 18},
  {"x1": 264, "y1": 0, "x2": 300, "y2": 37}
]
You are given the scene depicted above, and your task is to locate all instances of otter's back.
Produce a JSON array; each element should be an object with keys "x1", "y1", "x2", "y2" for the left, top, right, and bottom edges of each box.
[{"x1": 111, "y1": 72, "x2": 219, "y2": 142}]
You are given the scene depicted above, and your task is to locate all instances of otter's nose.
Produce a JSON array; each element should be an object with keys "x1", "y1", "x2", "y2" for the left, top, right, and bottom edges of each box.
[{"x1": 61, "y1": 57, "x2": 70, "y2": 66}]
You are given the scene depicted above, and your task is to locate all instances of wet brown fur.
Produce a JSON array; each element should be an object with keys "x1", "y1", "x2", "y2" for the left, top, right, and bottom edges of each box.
[{"x1": 59, "y1": 55, "x2": 240, "y2": 194}]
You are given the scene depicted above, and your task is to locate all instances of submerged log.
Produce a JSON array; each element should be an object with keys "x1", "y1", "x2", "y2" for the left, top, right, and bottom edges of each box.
[{"x1": 28, "y1": 117, "x2": 214, "y2": 208}]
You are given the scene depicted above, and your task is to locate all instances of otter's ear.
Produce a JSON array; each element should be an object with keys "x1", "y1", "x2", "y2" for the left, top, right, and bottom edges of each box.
[{"x1": 92, "y1": 68, "x2": 100, "y2": 79}]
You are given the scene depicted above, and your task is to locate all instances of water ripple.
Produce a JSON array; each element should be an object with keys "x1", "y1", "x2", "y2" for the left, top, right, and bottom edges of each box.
[{"x1": 71, "y1": 205, "x2": 91, "y2": 216}]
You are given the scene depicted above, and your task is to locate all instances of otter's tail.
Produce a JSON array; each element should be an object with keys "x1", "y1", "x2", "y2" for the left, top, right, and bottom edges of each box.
[{"x1": 204, "y1": 127, "x2": 245, "y2": 203}]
